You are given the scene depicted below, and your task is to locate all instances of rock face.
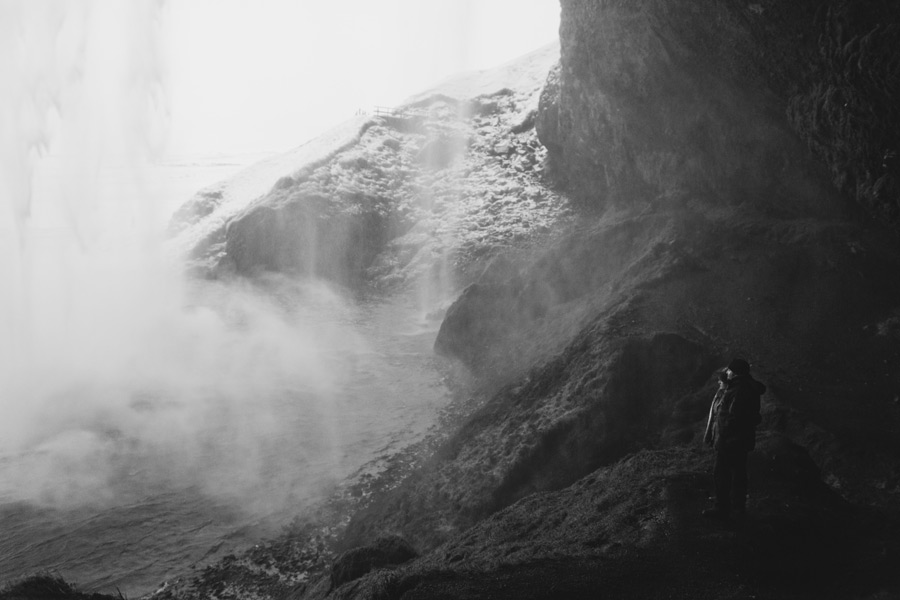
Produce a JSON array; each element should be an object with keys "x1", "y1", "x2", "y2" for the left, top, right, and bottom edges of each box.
[
  {"x1": 536, "y1": 0, "x2": 899, "y2": 223},
  {"x1": 193, "y1": 88, "x2": 567, "y2": 290},
  {"x1": 221, "y1": 182, "x2": 396, "y2": 285},
  {"x1": 327, "y1": 1, "x2": 900, "y2": 598},
  {"x1": 214, "y1": 121, "x2": 405, "y2": 284},
  {"x1": 327, "y1": 536, "x2": 417, "y2": 590},
  {"x1": 340, "y1": 436, "x2": 898, "y2": 600}
]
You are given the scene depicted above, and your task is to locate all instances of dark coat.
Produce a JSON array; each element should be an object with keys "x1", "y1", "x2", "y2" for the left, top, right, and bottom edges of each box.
[{"x1": 704, "y1": 374, "x2": 765, "y2": 452}]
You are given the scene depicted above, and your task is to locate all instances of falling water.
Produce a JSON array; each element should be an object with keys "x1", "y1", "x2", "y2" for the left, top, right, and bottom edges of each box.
[
  {"x1": 1, "y1": 0, "x2": 177, "y2": 484},
  {"x1": 0, "y1": 2, "x2": 450, "y2": 593}
]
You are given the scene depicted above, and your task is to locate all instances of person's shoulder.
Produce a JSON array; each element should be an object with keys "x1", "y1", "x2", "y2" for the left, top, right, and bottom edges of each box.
[
  {"x1": 738, "y1": 376, "x2": 766, "y2": 396},
  {"x1": 749, "y1": 376, "x2": 766, "y2": 395}
]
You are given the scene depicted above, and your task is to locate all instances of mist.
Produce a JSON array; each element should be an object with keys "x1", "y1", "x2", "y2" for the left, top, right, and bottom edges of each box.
[
  {"x1": 0, "y1": 0, "x2": 380, "y2": 520},
  {"x1": 1, "y1": 270, "x2": 364, "y2": 510}
]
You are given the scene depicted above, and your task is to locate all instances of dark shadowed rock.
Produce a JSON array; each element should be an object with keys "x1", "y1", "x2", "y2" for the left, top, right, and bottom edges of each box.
[
  {"x1": 329, "y1": 535, "x2": 417, "y2": 590},
  {"x1": 346, "y1": 325, "x2": 719, "y2": 553},
  {"x1": 534, "y1": 63, "x2": 561, "y2": 163},
  {"x1": 335, "y1": 436, "x2": 899, "y2": 600},
  {"x1": 0, "y1": 575, "x2": 117, "y2": 600},
  {"x1": 221, "y1": 193, "x2": 393, "y2": 284},
  {"x1": 537, "y1": 0, "x2": 899, "y2": 226},
  {"x1": 434, "y1": 281, "x2": 517, "y2": 371}
]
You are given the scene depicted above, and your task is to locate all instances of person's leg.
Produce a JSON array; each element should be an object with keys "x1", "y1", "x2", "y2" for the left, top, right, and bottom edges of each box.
[
  {"x1": 713, "y1": 450, "x2": 732, "y2": 513},
  {"x1": 731, "y1": 450, "x2": 749, "y2": 513}
]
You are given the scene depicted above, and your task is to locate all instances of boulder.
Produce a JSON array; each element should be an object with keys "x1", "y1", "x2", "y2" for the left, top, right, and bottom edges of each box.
[{"x1": 329, "y1": 535, "x2": 417, "y2": 590}]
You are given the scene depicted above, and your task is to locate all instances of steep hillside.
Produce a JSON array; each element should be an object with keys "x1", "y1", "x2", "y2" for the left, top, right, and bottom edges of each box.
[
  {"x1": 305, "y1": 1, "x2": 900, "y2": 599},
  {"x1": 174, "y1": 44, "x2": 565, "y2": 295},
  {"x1": 11, "y1": 2, "x2": 899, "y2": 598}
]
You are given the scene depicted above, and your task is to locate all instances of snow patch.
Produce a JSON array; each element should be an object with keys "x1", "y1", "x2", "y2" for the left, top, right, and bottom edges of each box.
[{"x1": 167, "y1": 116, "x2": 370, "y2": 257}]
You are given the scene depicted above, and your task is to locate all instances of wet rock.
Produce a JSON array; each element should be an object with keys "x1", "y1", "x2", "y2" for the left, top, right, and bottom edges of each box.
[
  {"x1": 221, "y1": 192, "x2": 392, "y2": 284},
  {"x1": 416, "y1": 135, "x2": 467, "y2": 169},
  {"x1": 341, "y1": 435, "x2": 900, "y2": 600},
  {"x1": 534, "y1": 63, "x2": 561, "y2": 155},
  {"x1": 0, "y1": 575, "x2": 119, "y2": 600},
  {"x1": 274, "y1": 175, "x2": 295, "y2": 190},
  {"x1": 492, "y1": 142, "x2": 513, "y2": 156},
  {"x1": 329, "y1": 535, "x2": 417, "y2": 589},
  {"x1": 434, "y1": 281, "x2": 521, "y2": 375},
  {"x1": 510, "y1": 108, "x2": 537, "y2": 134}
]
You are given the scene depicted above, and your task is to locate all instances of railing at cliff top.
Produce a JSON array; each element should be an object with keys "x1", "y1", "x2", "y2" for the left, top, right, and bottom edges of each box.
[
  {"x1": 372, "y1": 106, "x2": 426, "y2": 118},
  {"x1": 370, "y1": 106, "x2": 428, "y2": 132}
]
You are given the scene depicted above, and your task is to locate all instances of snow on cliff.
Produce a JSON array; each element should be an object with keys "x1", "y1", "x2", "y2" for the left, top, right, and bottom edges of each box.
[
  {"x1": 406, "y1": 42, "x2": 558, "y2": 105},
  {"x1": 166, "y1": 42, "x2": 560, "y2": 263},
  {"x1": 166, "y1": 116, "x2": 369, "y2": 258}
]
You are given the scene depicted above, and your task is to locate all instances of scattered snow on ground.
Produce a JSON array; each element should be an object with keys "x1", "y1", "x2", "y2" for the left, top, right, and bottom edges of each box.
[
  {"x1": 166, "y1": 41, "x2": 560, "y2": 271},
  {"x1": 405, "y1": 42, "x2": 558, "y2": 105},
  {"x1": 167, "y1": 116, "x2": 370, "y2": 257}
]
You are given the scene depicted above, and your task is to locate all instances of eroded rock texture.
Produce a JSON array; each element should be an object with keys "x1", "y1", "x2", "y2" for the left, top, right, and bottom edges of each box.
[
  {"x1": 537, "y1": 0, "x2": 899, "y2": 224},
  {"x1": 340, "y1": 3, "x2": 900, "y2": 598}
]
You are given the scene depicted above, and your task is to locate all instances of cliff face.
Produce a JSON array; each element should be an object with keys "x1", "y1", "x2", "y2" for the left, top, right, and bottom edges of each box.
[
  {"x1": 145, "y1": 4, "x2": 900, "y2": 600},
  {"x1": 419, "y1": 0, "x2": 900, "y2": 526},
  {"x1": 538, "y1": 0, "x2": 899, "y2": 221},
  {"x1": 324, "y1": 2, "x2": 900, "y2": 598},
  {"x1": 172, "y1": 46, "x2": 564, "y2": 291}
]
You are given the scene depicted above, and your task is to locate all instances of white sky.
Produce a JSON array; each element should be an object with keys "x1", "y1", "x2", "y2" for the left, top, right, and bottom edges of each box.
[{"x1": 161, "y1": 0, "x2": 560, "y2": 157}]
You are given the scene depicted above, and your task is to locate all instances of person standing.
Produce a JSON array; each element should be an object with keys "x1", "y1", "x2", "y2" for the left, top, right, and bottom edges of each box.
[{"x1": 703, "y1": 358, "x2": 765, "y2": 518}]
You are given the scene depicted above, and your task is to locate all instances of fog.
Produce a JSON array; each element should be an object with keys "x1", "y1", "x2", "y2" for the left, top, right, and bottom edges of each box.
[
  {"x1": 0, "y1": 1, "x2": 371, "y2": 517},
  {"x1": 1, "y1": 267, "x2": 363, "y2": 510}
]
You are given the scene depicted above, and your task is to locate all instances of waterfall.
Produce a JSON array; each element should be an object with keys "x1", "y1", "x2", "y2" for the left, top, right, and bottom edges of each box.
[
  {"x1": 0, "y1": 0, "x2": 170, "y2": 461},
  {"x1": 0, "y1": 1, "x2": 352, "y2": 511}
]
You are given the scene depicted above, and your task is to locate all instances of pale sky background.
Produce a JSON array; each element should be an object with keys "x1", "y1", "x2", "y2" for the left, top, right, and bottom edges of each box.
[{"x1": 162, "y1": 0, "x2": 560, "y2": 157}]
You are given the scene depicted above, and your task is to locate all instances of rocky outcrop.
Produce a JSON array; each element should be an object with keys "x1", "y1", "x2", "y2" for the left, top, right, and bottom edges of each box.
[
  {"x1": 351, "y1": 197, "x2": 900, "y2": 556},
  {"x1": 326, "y1": 536, "x2": 417, "y2": 591},
  {"x1": 213, "y1": 122, "x2": 407, "y2": 284},
  {"x1": 434, "y1": 0, "x2": 900, "y2": 504},
  {"x1": 323, "y1": 436, "x2": 899, "y2": 599},
  {"x1": 536, "y1": 0, "x2": 899, "y2": 225},
  {"x1": 0, "y1": 575, "x2": 118, "y2": 600},
  {"x1": 221, "y1": 185, "x2": 397, "y2": 284},
  {"x1": 347, "y1": 327, "x2": 717, "y2": 550},
  {"x1": 167, "y1": 44, "x2": 566, "y2": 291},
  {"x1": 331, "y1": 2, "x2": 900, "y2": 598},
  {"x1": 202, "y1": 91, "x2": 567, "y2": 289}
]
